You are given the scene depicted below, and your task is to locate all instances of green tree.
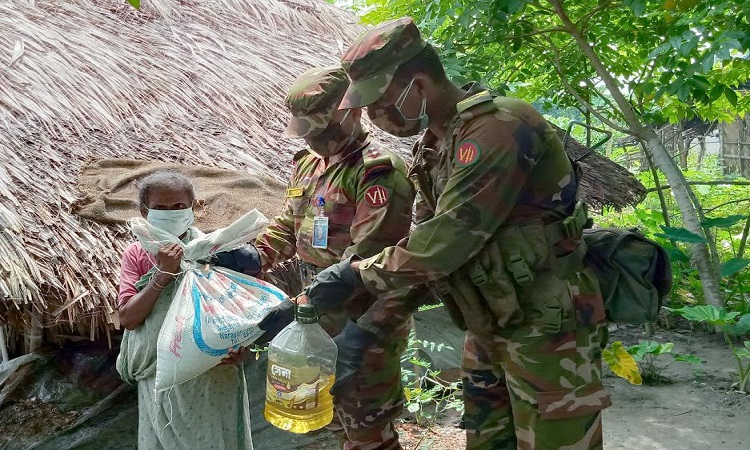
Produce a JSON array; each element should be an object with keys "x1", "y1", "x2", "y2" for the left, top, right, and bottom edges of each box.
[{"x1": 357, "y1": 0, "x2": 750, "y2": 308}]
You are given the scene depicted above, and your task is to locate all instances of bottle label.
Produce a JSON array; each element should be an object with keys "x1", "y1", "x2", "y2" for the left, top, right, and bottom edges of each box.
[{"x1": 266, "y1": 363, "x2": 324, "y2": 411}]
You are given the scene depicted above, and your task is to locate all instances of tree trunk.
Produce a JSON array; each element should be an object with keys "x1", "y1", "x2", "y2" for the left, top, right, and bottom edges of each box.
[
  {"x1": 549, "y1": 0, "x2": 724, "y2": 308},
  {"x1": 697, "y1": 138, "x2": 706, "y2": 171},
  {"x1": 677, "y1": 123, "x2": 688, "y2": 170},
  {"x1": 644, "y1": 133, "x2": 723, "y2": 307}
]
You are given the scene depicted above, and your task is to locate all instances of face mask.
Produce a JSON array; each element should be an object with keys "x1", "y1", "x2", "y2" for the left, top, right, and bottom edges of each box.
[
  {"x1": 146, "y1": 207, "x2": 195, "y2": 237},
  {"x1": 367, "y1": 78, "x2": 428, "y2": 137},
  {"x1": 305, "y1": 110, "x2": 359, "y2": 158}
]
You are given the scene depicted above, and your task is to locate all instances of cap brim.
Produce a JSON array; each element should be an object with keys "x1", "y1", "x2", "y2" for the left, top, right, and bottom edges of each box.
[
  {"x1": 339, "y1": 69, "x2": 396, "y2": 109},
  {"x1": 283, "y1": 112, "x2": 332, "y2": 138}
]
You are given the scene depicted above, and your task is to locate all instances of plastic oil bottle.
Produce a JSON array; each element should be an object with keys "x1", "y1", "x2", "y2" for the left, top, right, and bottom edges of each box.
[{"x1": 264, "y1": 303, "x2": 338, "y2": 433}]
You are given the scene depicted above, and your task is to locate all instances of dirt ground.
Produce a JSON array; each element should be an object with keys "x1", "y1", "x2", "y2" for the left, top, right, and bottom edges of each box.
[
  {"x1": 1, "y1": 325, "x2": 747, "y2": 450},
  {"x1": 389, "y1": 325, "x2": 750, "y2": 450}
]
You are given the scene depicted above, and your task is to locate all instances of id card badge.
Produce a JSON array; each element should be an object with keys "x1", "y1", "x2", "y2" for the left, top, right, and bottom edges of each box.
[{"x1": 312, "y1": 216, "x2": 329, "y2": 249}]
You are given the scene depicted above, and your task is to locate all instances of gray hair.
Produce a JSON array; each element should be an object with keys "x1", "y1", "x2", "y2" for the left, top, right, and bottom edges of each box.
[{"x1": 137, "y1": 170, "x2": 195, "y2": 207}]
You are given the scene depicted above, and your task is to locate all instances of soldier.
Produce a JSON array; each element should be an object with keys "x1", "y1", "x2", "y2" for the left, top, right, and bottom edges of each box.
[
  {"x1": 254, "y1": 66, "x2": 416, "y2": 450},
  {"x1": 303, "y1": 18, "x2": 612, "y2": 450}
]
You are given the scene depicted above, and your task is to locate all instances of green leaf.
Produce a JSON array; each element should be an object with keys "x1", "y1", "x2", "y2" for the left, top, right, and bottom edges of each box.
[
  {"x1": 725, "y1": 314, "x2": 750, "y2": 336},
  {"x1": 407, "y1": 402, "x2": 421, "y2": 413},
  {"x1": 127, "y1": 0, "x2": 140, "y2": 9},
  {"x1": 720, "y1": 258, "x2": 750, "y2": 278},
  {"x1": 655, "y1": 342, "x2": 674, "y2": 355},
  {"x1": 624, "y1": 0, "x2": 647, "y2": 16},
  {"x1": 664, "y1": 305, "x2": 740, "y2": 326},
  {"x1": 734, "y1": 343, "x2": 750, "y2": 359},
  {"x1": 655, "y1": 226, "x2": 708, "y2": 243},
  {"x1": 673, "y1": 354, "x2": 704, "y2": 364},
  {"x1": 709, "y1": 83, "x2": 725, "y2": 101},
  {"x1": 725, "y1": 87, "x2": 738, "y2": 106},
  {"x1": 701, "y1": 215, "x2": 747, "y2": 228}
]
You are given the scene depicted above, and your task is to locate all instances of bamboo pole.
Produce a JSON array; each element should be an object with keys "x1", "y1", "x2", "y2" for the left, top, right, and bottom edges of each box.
[{"x1": 0, "y1": 326, "x2": 9, "y2": 362}]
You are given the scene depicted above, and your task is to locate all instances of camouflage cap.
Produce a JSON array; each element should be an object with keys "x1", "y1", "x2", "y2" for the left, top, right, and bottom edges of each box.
[
  {"x1": 339, "y1": 17, "x2": 427, "y2": 109},
  {"x1": 284, "y1": 66, "x2": 350, "y2": 138}
]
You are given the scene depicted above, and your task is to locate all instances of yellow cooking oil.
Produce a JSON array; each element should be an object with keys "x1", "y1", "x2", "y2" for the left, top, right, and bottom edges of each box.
[{"x1": 264, "y1": 304, "x2": 338, "y2": 433}]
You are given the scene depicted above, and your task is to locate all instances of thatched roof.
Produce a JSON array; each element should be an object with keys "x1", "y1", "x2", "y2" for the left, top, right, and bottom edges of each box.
[{"x1": 0, "y1": 0, "x2": 644, "y2": 352}]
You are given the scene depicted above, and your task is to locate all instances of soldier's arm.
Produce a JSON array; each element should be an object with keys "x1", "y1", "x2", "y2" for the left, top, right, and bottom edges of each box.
[
  {"x1": 342, "y1": 161, "x2": 416, "y2": 260},
  {"x1": 358, "y1": 110, "x2": 545, "y2": 294},
  {"x1": 255, "y1": 180, "x2": 300, "y2": 271},
  {"x1": 357, "y1": 284, "x2": 430, "y2": 338}
]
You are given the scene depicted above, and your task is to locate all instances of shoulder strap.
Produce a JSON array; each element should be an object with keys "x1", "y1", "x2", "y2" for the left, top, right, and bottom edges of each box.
[
  {"x1": 457, "y1": 91, "x2": 493, "y2": 114},
  {"x1": 293, "y1": 149, "x2": 310, "y2": 163},
  {"x1": 362, "y1": 144, "x2": 396, "y2": 182}
]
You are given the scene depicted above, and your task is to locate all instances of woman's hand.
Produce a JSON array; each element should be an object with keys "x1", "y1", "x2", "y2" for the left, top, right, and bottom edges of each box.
[
  {"x1": 155, "y1": 243, "x2": 183, "y2": 274},
  {"x1": 219, "y1": 347, "x2": 249, "y2": 366}
]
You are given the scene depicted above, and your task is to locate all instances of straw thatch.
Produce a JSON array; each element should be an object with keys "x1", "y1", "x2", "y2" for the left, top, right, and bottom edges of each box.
[{"x1": 0, "y1": 0, "x2": 644, "y2": 355}]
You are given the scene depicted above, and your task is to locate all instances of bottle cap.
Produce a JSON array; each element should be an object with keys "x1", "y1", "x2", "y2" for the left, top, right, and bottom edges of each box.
[{"x1": 296, "y1": 303, "x2": 319, "y2": 324}]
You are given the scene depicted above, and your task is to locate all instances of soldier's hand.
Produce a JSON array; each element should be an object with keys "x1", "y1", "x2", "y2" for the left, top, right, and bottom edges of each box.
[
  {"x1": 210, "y1": 246, "x2": 262, "y2": 276},
  {"x1": 330, "y1": 320, "x2": 377, "y2": 398},
  {"x1": 304, "y1": 258, "x2": 364, "y2": 308}
]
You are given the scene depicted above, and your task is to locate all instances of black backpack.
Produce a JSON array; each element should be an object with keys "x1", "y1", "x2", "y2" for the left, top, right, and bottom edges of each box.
[{"x1": 583, "y1": 228, "x2": 672, "y2": 324}]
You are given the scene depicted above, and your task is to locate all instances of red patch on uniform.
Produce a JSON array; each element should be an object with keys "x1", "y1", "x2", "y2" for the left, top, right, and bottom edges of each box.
[
  {"x1": 455, "y1": 140, "x2": 481, "y2": 167},
  {"x1": 364, "y1": 185, "x2": 389, "y2": 207}
]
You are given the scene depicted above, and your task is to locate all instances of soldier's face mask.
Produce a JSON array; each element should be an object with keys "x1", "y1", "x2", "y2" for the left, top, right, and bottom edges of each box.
[
  {"x1": 367, "y1": 78, "x2": 428, "y2": 137},
  {"x1": 305, "y1": 110, "x2": 358, "y2": 158}
]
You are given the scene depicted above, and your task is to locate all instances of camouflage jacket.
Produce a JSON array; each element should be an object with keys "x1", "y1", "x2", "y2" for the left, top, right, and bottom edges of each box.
[
  {"x1": 356, "y1": 84, "x2": 580, "y2": 337},
  {"x1": 255, "y1": 134, "x2": 415, "y2": 272}
]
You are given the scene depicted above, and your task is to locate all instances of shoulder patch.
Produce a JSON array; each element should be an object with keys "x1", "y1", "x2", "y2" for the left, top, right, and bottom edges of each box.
[
  {"x1": 456, "y1": 91, "x2": 493, "y2": 114},
  {"x1": 364, "y1": 185, "x2": 389, "y2": 208},
  {"x1": 455, "y1": 140, "x2": 481, "y2": 167}
]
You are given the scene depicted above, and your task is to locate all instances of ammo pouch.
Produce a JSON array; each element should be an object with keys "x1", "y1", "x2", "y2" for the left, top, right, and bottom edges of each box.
[
  {"x1": 430, "y1": 202, "x2": 589, "y2": 338},
  {"x1": 582, "y1": 228, "x2": 672, "y2": 323}
]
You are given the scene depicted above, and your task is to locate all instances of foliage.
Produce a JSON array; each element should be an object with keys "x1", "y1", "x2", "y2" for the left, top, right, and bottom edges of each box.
[
  {"x1": 597, "y1": 153, "x2": 750, "y2": 314},
  {"x1": 602, "y1": 341, "x2": 643, "y2": 385},
  {"x1": 625, "y1": 340, "x2": 704, "y2": 383},
  {"x1": 358, "y1": 0, "x2": 750, "y2": 128},
  {"x1": 126, "y1": 0, "x2": 140, "y2": 9},
  {"x1": 400, "y1": 330, "x2": 463, "y2": 425},
  {"x1": 665, "y1": 305, "x2": 750, "y2": 392}
]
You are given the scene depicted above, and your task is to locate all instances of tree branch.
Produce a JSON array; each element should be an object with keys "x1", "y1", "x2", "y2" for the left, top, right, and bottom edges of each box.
[
  {"x1": 542, "y1": 36, "x2": 633, "y2": 134},
  {"x1": 705, "y1": 198, "x2": 750, "y2": 214},
  {"x1": 577, "y1": 1, "x2": 615, "y2": 30},
  {"x1": 645, "y1": 180, "x2": 750, "y2": 193}
]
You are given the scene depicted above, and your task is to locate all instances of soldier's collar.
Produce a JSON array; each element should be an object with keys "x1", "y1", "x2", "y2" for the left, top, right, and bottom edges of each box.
[{"x1": 323, "y1": 131, "x2": 372, "y2": 165}]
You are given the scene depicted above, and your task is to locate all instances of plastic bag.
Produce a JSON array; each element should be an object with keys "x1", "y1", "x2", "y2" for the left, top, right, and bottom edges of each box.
[{"x1": 129, "y1": 210, "x2": 288, "y2": 392}]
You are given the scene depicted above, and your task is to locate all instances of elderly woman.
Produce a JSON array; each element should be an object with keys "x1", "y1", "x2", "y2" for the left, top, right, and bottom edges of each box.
[{"x1": 116, "y1": 170, "x2": 290, "y2": 450}]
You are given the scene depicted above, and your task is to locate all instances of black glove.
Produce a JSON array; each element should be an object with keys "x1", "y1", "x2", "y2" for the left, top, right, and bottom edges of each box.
[
  {"x1": 330, "y1": 319, "x2": 377, "y2": 397},
  {"x1": 255, "y1": 300, "x2": 295, "y2": 345},
  {"x1": 210, "y1": 246, "x2": 262, "y2": 276},
  {"x1": 305, "y1": 258, "x2": 364, "y2": 308}
]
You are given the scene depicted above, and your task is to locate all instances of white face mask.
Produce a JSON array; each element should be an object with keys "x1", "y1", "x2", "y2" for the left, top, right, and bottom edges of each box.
[{"x1": 146, "y1": 207, "x2": 195, "y2": 237}]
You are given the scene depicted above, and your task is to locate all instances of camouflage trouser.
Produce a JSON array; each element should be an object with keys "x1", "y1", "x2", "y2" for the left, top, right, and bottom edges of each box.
[
  {"x1": 319, "y1": 308, "x2": 410, "y2": 450},
  {"x1": 461, "y1": 269, "x2": 611, "y2": 450}
]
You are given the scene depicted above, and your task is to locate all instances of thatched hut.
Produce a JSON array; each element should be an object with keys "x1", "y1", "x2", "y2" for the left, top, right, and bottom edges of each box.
[{"x1": 0, "y1": 0, "x2": 645, "y2": 358}]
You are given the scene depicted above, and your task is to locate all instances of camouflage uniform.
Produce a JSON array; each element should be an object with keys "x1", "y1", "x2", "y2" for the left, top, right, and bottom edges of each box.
[
  {"x1": 337, "y1": 18, "x2": 612, "y2": 450},
  {"x1": 255, "y1": 66, "x2": 415, "y2": 450}
]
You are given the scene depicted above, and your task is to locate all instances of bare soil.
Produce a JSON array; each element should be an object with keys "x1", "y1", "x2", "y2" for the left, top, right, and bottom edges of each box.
[{"x1": 0, "y1": 399, "x2": 78, "y2": 449}]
